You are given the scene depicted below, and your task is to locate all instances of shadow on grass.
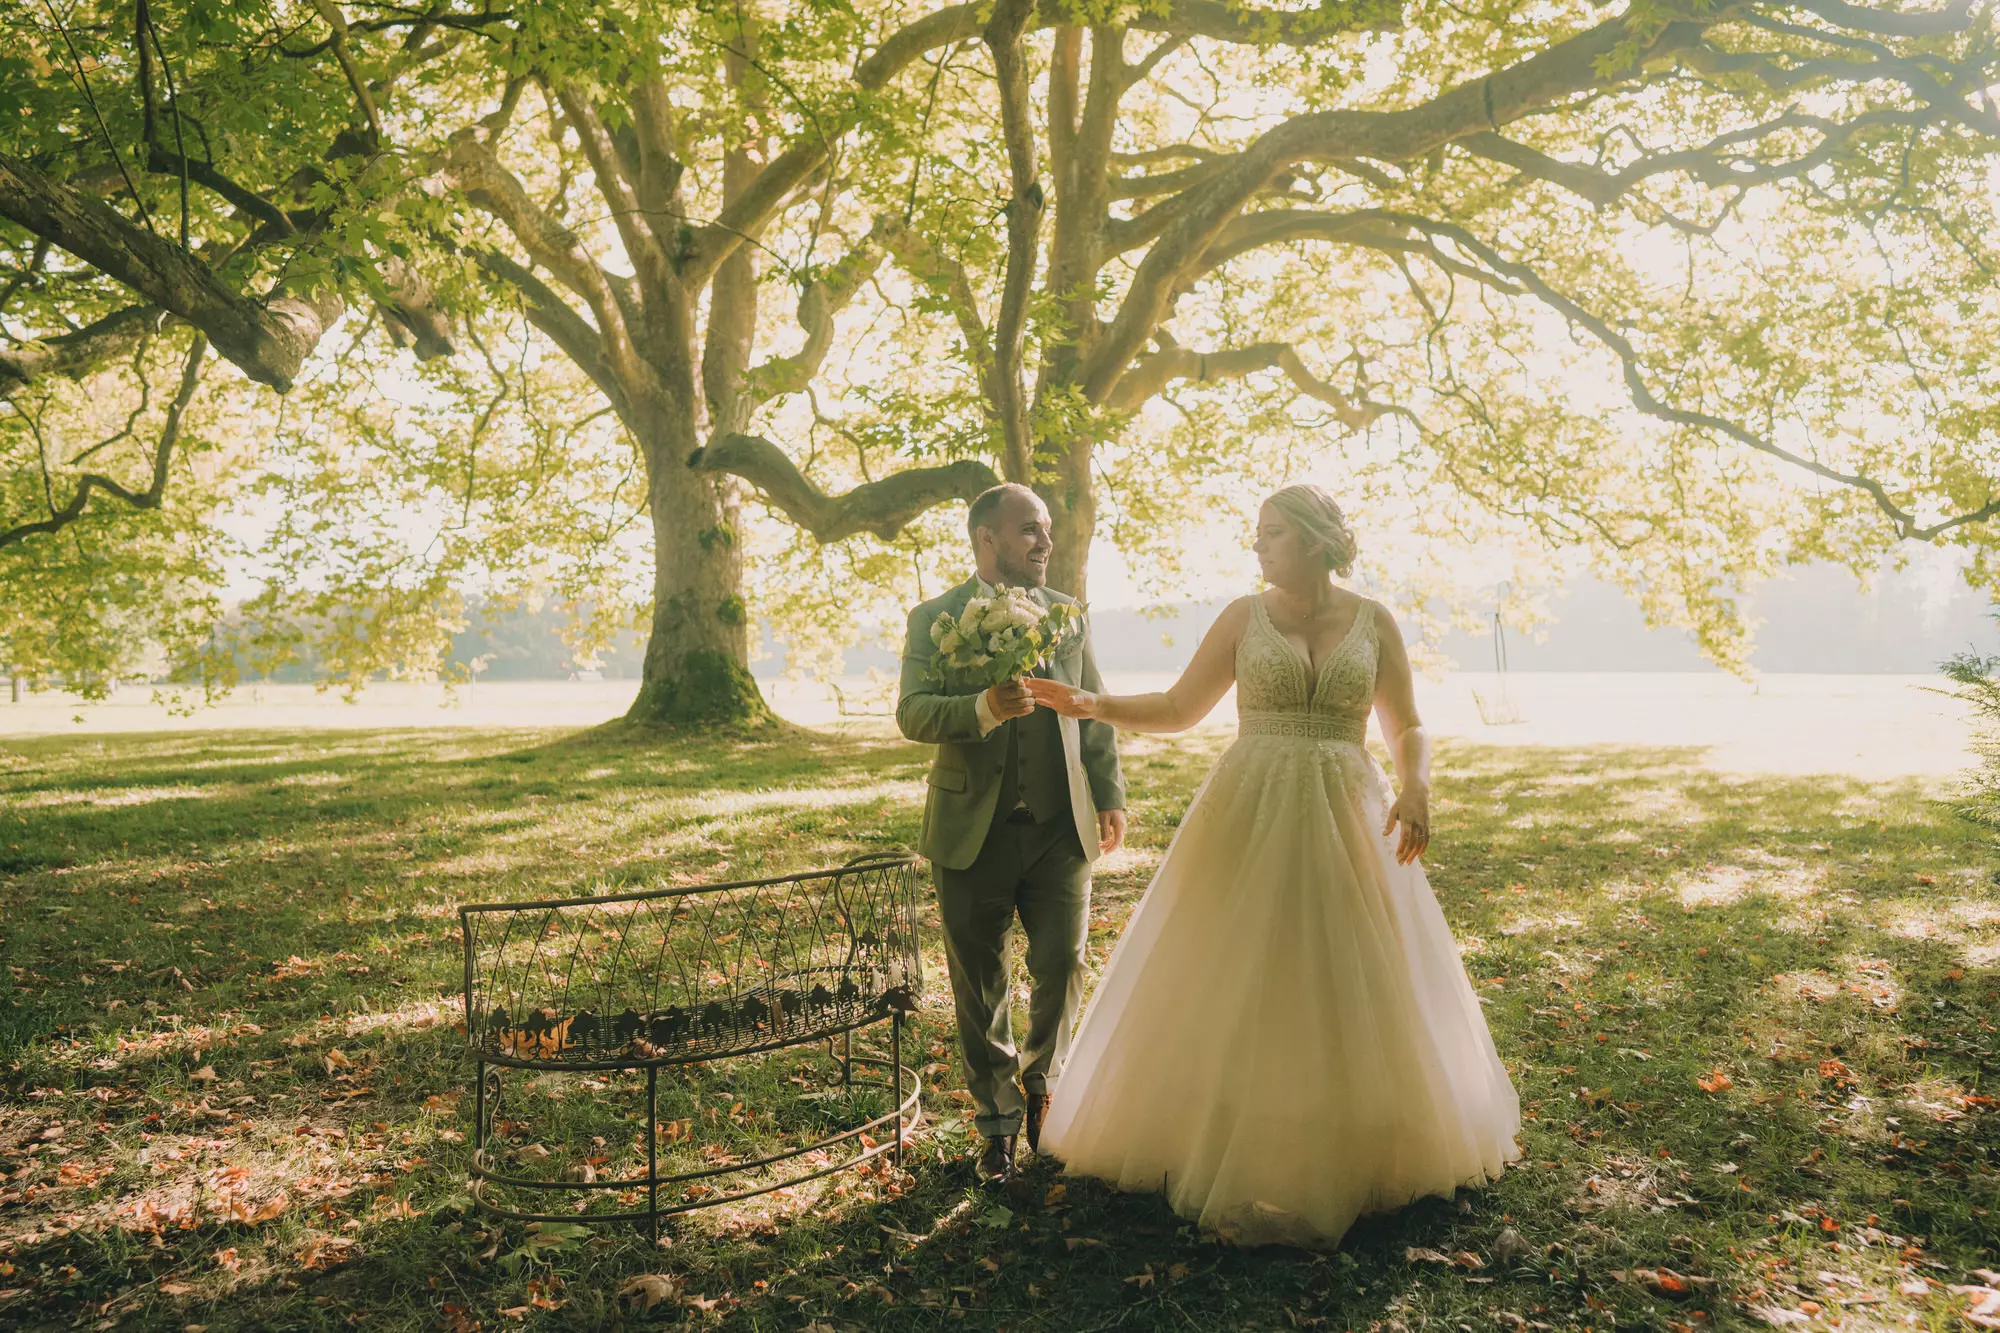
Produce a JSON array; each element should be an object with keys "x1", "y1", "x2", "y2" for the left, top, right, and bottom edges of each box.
[{"x1": 0, "y1": 730, "x2": 1994, "y2": 1330}]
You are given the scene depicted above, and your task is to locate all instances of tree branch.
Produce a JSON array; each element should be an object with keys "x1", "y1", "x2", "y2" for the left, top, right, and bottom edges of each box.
[
  {"x1": 681, "y1": 3, "x2": 985, "y2": 288},
  {"x1": 1187, "y1": 207, "x2": 1408, "y2": 279},
  {"x1": 309, "y1": 0, "x2": 384, "y2": 140},
  {"x1": 745, "y1": 218, "x2": 891, "y2": 404},
  {"x1": 1683, "y1": 44, "x2": 2000, "y2": 138},
  {"x1": 1791, "y1": 0, "x2": 1972, "y2": 37},
  {"x1": 1383, "y1": 211, "x2": 1998, "y2": 542},
  {"x1": 371, "y1": 255, "x2": 454, "y2": 360},
  {"x1": 549, "y1": 82, "x2": 675, "y2": 302},
  {"x1": 876, "y1": 215, "x2": 997, "y2": 402},
  {"x1": 1110, "y1": 157, "x2": 1231, "y2": 200},
  {"x1": 443, "y1": 130, "x2": 647, "y2": 394},
  {"x1": 1130, "y1": 0, "x2": 1401, "y2": 46},
  {"x1": 1112, "y1": 145, "x2": 1220, "y2": 168},
  {"x1": 1080, "y1": 11, "x2": 1708, "y2": 404},
  {"x1": 688, "y1": 432, "x2": 999, "y2": 541},
  {"x1": 0, "y1": 153, "x2": 340, "y2": 391},
  {"x1": 0, "y1": 302, "x2": 161, "y2": 387},
  {"x1": 1107, "y1": 338, "x2": 1407, "y2": 430},
  {"x1": 626, "y1": 65, "x2": 689, "y2": 263},
  {"x1": 1460, "y1": 108, "x2": 1936, "y2": 206},
  {"x1": 466, "y1": 246, "x2": 629, "y2": 418},
  {"x1": 0, "y1": 333, "x2": 205, "y2": 550},
  {"x1": 985, "y1": 0, "x2": 1043, "y2": 483},
  {"x1": 1038, "y1": 24, "x2": 1126, "y2": 408},
  {"x1": 140, "y1": 145, "x2": 295, "y2": 232}
]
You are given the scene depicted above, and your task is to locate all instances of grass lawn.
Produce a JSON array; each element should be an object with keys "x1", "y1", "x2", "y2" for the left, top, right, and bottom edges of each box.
[{"x1": 0, "y1": 721, "x2": 1996, "y2": 1332}]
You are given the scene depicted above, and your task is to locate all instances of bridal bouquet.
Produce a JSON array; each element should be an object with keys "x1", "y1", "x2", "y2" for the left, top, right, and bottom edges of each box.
[{"x1": 928, "y1": 587, "x2": 1081, "y2": 688}]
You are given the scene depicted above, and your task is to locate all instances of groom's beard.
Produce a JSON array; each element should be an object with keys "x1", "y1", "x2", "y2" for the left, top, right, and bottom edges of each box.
[{"x1": 994, "y1": 554, "x2": 1049, "y2": 588}]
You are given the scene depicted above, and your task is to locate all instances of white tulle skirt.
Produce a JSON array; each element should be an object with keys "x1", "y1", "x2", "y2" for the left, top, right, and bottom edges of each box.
[{"x1": 1041, "y1": 733, "x2": 1520, "y2": 1249}]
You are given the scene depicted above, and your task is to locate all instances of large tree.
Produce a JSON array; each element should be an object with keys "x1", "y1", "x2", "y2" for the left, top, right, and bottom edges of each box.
[
  {"x1": 687, "y1": 0, "x2": 2000, "y2": 665},
  {"x1": 11, "y1": 0, "x2": 2000, "y2": 700},
  {"x1": 0, "y1": 0, "x2": 987, "y2": 720},
  {"x1": 0, "y1": 0, "x2": 469, "y2": 690}
]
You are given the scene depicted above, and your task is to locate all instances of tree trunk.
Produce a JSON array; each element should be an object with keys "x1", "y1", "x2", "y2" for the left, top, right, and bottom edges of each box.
[
  {"x1": 625, "y1": 405, "x2": 773, "y2": 727},
  {"x1": 1041, "y1": 441, "x2": 1098, "y2": 600}
]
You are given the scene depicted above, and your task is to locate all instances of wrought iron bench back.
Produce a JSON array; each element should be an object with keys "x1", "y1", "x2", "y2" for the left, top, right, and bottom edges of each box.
[{"x1": 460, "y1": 852, "x2": 922, "y2": 1071}]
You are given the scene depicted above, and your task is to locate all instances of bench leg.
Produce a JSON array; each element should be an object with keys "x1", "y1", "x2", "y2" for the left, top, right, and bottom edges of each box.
[
  {"x1": 892, "y1": 1011, "x2": 905, "y2": 1170},
  {"x1": 646, "y1": 1066, "x2": 658, "y2": 1242}
]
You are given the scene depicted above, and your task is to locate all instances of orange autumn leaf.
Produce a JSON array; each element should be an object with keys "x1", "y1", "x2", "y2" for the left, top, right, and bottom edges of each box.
[{"x1": 1697, "y1": 1068, "x2": 1733, "y2": 1093}]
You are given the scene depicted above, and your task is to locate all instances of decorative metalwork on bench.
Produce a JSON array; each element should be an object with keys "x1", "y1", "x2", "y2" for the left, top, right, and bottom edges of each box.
[{"x1": 458, "y1": 852, "x2": 925, "y2": 1233}]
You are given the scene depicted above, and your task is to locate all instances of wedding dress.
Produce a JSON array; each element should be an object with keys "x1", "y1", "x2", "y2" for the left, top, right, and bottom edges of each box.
[{"x1": 1040, "y1": 597, "x2": 1520, "y2": 1248}]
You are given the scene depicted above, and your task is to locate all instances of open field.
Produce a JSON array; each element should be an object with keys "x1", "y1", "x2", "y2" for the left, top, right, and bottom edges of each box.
[
  {"x1": 0, "y1": 671, "x2": 1974, "y2": 782},
  {"x1": 0, "y1": 712, "x2": 1995, "y2": 1331}
]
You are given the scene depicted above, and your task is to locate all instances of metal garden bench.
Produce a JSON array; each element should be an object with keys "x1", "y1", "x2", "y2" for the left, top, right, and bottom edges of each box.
[{"x1": 459, "y1": 852, "x2": 924, "y2": 1234}]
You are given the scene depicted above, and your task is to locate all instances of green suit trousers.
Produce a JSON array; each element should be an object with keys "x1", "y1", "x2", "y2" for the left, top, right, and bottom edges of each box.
[{"x1": 935, "y1": 811, "x2": 1090, "y2": 1139}]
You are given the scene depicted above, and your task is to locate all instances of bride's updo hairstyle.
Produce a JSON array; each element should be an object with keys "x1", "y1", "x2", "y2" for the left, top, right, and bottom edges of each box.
[{"x1": 1266, "y1": 484, "x2": 1357, "y2": 577}]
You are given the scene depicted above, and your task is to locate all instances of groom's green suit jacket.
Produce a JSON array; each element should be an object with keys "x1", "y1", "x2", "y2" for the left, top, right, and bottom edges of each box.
[{"x1": 896, "y1": 578, "x2": 1126, "y2": 871}]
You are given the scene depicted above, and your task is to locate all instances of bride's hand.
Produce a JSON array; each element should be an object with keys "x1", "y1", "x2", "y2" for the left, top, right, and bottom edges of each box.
[
  {"x1": 1383, "y1": 787, "x2": 1430, "y2": 865},
  {"x1": 1022, "y1": 677, "x2": 1099, "y2": 718}
]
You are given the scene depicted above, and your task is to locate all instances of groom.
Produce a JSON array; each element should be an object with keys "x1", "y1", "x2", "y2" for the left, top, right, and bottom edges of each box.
[{"x1": 897, "y1": 483, "x2": 1126, "y2": 1183}]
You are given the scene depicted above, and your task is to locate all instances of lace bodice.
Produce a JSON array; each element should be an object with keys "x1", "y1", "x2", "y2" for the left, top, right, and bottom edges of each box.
[{"x1": 1235, "y1": 595, "x2": 1377, "y2": 742}]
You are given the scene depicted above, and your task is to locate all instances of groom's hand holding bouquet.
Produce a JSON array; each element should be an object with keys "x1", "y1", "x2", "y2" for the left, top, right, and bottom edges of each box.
[{"x1": 927, "y1": 585, "x2": 1082, "y2": 720}]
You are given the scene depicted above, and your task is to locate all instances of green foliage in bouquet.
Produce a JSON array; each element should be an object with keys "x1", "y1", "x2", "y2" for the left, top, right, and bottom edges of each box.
[{"x1": 928, "y1": 588, "x2": 1082, "y2": 689}]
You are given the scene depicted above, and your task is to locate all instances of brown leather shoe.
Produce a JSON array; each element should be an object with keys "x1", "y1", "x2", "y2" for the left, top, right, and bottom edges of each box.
[
  {"x1": 1024, "y1": 1093, "x2": 1052, "y2": 1153},
  {"x1": 977, "y1": 1134, "x2": 1016, "y2": 1184}
]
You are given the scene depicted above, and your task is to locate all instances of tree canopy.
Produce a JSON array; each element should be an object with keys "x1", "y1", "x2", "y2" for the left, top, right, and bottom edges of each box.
[{"x1": 5, "y1": 0, "x2": 2000, "y2": 702}]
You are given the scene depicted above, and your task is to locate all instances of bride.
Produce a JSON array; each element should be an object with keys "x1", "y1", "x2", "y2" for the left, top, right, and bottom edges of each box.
[{"x1": 1022, "y1": 484, "x2": 1520, "y2": 1249}]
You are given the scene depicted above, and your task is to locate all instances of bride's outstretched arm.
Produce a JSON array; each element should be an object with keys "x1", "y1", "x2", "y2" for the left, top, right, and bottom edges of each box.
[
  {"x1": 1372, "y1": 608, "x2": 1432, "y2": 864},
  {"x1": 1022, "y1": 599, "x2": 1250, "y2": 734}
]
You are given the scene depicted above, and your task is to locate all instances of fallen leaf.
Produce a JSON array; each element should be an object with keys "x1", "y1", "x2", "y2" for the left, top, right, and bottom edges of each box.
[
  {"x1": 1697, "y1": 1068, "x2": 1733, "y2": 1094},
  {"x1": 190, "y1": 1066, "x2": 218, "y2": 1083},
  {"x1": 1125, "y1": 1267, "x2": 1157, "y2": 1289},
  {"x1": 323, "y1": 1049, "x2": 352, "y2": 1073},
  {"x1": 296, "y1": 1234, "x2": 357, "y2": 1271},
  {"x1": 618, "y1": 1274, "x2": 679, "y2": 1311},
  {"x1": 1405, "y1": 1247, "x2": 1453, "y2": 1265},
  {"x1": 1749, "y1": 1305, "x2": 1811, "y2": 1327}
]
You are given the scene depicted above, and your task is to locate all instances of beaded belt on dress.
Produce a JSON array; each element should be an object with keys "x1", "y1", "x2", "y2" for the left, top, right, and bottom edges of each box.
[{"x1": 1236, "y1": 710, "x2": 1366, "y2": 742}]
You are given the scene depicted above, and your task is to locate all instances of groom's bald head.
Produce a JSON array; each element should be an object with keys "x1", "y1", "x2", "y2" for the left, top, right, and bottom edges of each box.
[{"x1": 969, "y1": 484, "x2": 1052, "y2": 588}]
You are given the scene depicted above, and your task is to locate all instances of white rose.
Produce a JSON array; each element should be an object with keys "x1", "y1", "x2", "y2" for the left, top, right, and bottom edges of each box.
[{"x1": 938, "y1": 629, "x2": 961, "y2": 654}]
